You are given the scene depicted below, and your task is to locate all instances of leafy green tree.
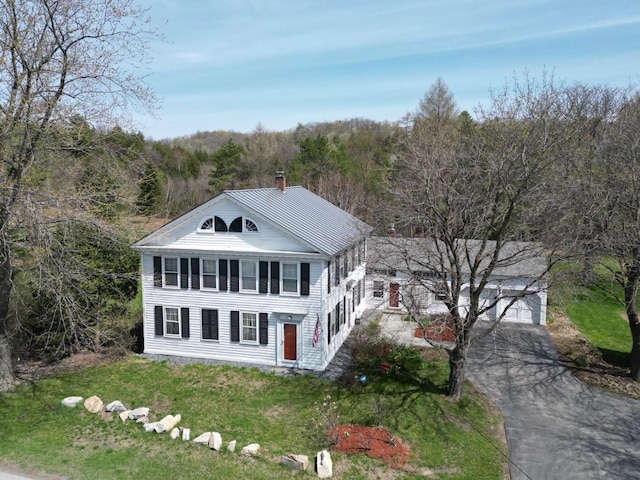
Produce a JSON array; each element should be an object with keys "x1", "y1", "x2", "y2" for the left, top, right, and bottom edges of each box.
[{"x1": 15, "y1": 221, "x2": 139, "y2": 359}]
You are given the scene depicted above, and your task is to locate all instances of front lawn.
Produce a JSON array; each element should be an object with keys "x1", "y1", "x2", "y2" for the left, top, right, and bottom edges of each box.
[{"x1": 0, "y1": 346, "x2": 506, "y2": 479}]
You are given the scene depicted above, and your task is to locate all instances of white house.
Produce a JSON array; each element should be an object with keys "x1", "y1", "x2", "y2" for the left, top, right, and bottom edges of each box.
[
  {"x1": 131, "y1": 174, "x2": 372, "y2": 371},
  {"x1": 365, "y1": 236, "x2": 548, "y2": 325}
]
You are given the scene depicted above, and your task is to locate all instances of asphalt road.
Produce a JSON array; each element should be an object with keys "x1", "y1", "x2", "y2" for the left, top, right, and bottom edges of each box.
[{"x1": 468, "y1": 323, "x2": 640, "y2": 480}]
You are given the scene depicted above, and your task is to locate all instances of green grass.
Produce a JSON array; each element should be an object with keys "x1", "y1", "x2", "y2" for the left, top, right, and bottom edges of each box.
[
  {"x1": 551, "y1": 269, "x2": 631, "y2": 367},
  {"x1": 0, "y1": 351, "x2": 506, "y2": 479},
  {"x1": 564, "y1": 289, "x2": 632, "y2": 367},
  {"x1": 550, "y1": 260, "x2": 633, "y2": 366}
]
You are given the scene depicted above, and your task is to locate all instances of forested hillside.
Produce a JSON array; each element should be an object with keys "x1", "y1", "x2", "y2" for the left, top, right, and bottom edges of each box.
[{"x1": 141, "y1": 118, "x2": 399, "y2": 221}]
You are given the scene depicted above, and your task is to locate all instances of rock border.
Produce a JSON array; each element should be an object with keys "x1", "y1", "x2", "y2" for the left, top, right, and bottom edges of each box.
[{"x1": 61, "y1": 394, "x2": 331, "y2": 477}]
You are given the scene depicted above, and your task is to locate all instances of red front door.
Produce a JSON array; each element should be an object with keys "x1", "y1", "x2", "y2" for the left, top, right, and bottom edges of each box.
[
  {"x1": 283, "y1": 323, "x2": 297, "y2": 361},
  {"x1": 389, "y1": 283, "x2": 400, "y2": 308}
]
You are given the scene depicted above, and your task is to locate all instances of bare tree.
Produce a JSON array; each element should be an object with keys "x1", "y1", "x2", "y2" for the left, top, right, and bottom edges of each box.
[
  {"x1": 574, "y1": 89, "x2": 640, "y2": 380},
  {"x1": 0, "y1": 0, "x2": 158, "y2": 390},
  {"x1": 379, "y1": 74, "x2": 582, "y2": 398}
]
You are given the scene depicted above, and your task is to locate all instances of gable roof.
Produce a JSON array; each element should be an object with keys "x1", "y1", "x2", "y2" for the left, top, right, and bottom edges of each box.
[
  {"x1": 224, "y1": 186, "x2": 371, "y2": 256},
  {"x1": 132, "y1": 186, "x2": 372, "y2": 257},
  {"x1": 367, "y1": 236, "x2": 547, "y2": 279}
]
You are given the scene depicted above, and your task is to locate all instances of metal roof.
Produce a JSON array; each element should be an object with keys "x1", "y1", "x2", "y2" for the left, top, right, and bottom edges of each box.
[
  {"x1": 224, "y1": 186, "x2": 372, "y2": 256},
  {"x1": 367, "y1": 236, "x2": 547, "y2": 279}
]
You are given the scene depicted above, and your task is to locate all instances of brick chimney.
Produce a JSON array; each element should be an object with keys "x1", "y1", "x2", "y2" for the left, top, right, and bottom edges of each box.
[{"x1": 275, "y1": 171, "x2": 286, "y2": 191}]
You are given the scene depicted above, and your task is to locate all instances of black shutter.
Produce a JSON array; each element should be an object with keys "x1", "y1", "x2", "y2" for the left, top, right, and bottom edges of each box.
[
  {"x1": 270, "y1": 261, "x2": 280, "y2": 294},
  {"x1": 201, "y1": 309, "x2": 210, "y2": 339},
  {"x1": 181, "y1": 308, "x2": 190, "y2": 338},
  {"x1": 210, "y1": 310, "x2": 219, "y2": 340},
  {"x1": 153, "y1": 256, "x2": 162, "y2": 287},
  {"x1": 327, "y1": 313, "x2": 331, "y2": 344},
  {"x1": 259, "y1": 312, "x2": 268, "y2": 345},
  {"x1": 259, "y1": 261, "x2": 269, "y2": 293},
  {"x1": 301, "y1": 262, "x2": 310, "y2": 296},
  {"x1": 180, "y1": 258, "x2": 189, "y2": 289},
  {"x1": 230, "y1": 260, "x2": 239, "y2": 292},
  {"x1": 335, "y1": 303, "x2": 340, "y2": 332},
  {"x1": 154, "y1": 306, "x2": 163, "y2": 335},
  {"x1": 327, "y1": 260, "x2": 331, "y2": 293},
  {"x1": 191, "y1": 258, "x2": 200, "y2": 290},
  {"x1": 219, "y1": 259, "x2": 228, "y2": 291},
  {"x1": 230, "y1": 311, "x2": 240, "y2": 342},
  {"x1": 202, "y1": 309, "x2": 218, "y2": 340}
]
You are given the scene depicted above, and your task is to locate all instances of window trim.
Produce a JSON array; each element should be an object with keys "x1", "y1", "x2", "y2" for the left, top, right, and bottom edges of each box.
[
  {"x1": 280, "y1": 261, "x2": 300, "y2": 295},
  {"x1": 240, "y1": 260, "x2": 258, "y2": 293},
  {"x1": 241, "y1": 311, "x2": 259, "y2": 344},
  {"x1": 164, "y1": 306, "x2": 181, "y2": 337},
  {"x1": 200, "y1": 258, "x2": 218, "y2": 290},
  {"x1": 163, "y1": 257, "x2": 179, "y2": 288}
]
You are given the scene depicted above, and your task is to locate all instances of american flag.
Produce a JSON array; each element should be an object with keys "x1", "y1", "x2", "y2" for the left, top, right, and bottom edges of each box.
[{"x1": 312, "y1": 315, "x2": 320, "y2": 347}]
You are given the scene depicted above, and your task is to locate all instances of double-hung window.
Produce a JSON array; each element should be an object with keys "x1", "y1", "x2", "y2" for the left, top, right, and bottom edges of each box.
[
  {"x1": 373, "y1": 280, "x2": 384, "y2": 298},
  {"x1": 281, "y1": 262, "x2": 299, "y2": 294},
  {"x1": 241, "y1": 261, "x2": 257, "y2": 292},
  {"x1": 164, "y1": 257, "x2": 179, "y2": 287},
  {"x1": 165, "y1": 307, "x2": 180, "y2": 336},
  {"x1": 241, "y1": 312, "x2": 258, "y2": 343},
  {"x1": 201, "y1": 259, "x2": 217, "y2": 289}
]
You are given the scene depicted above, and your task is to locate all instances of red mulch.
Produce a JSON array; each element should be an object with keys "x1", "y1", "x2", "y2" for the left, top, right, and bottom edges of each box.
[
  {"x1": 415, "y1": 324, "x2": 456, "y2": 342},
  {"x1": 331, "y1": 424, "x2": 410, "y2": 469}
]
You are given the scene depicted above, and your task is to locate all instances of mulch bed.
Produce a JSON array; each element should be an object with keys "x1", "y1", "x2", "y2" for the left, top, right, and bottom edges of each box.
[
  {"x1": 415, "y1": 324, "x2": 456, "y2": 342},
  {"x1": 331, "y1": 424, "x2": 410, "y2": 469}
]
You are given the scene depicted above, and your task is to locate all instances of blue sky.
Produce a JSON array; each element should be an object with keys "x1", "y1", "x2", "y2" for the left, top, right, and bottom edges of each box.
[{"x1": 136, "y1": 0, "x2": 640, "y2": 139}]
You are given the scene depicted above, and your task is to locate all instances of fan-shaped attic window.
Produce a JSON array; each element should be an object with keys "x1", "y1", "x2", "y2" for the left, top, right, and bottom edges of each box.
[
  {"x1": 245, "y1": 219, "x2": 258, "y2": 232},
  {"x1": 229, "y1": 217, "x2": 242, "y2": 232},
  {"x1": 214, "y1": 216, "x2": 227, "y2": 232},
  {"x1": 228, "y1": 216, "x2": 259, "y2": 233},
  {"x1": 198, "y1": 216, "x2": 228, "y2": 232}
]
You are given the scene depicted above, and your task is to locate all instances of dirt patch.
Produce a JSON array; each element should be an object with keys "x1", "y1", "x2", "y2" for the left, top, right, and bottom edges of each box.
[
  {"x1": 547, "y1": 311, "x2": 640, "y2": 400},
  {"x1": 14, "y1": 351, "x2": 119, "y2": 383},
  {"x1": 331, "y1": 425, "x2": 410, "y2": 469}
]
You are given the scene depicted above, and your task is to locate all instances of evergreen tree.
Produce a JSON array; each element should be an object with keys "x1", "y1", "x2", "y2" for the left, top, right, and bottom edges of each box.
[{"x1": 137, "y1": 163, "x2": 162, "y2": 215}]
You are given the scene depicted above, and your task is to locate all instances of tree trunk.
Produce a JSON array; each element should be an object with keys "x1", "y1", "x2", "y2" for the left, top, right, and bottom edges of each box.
[
  {"x1": 581, "y1": 251, "x2": 594, "y2": 286},
  {"x1": 447, "y1": 342, "x2": 468, "y2": 399},
  {"x1": 624, "y1": 263, "x2": 640, "y2": 381},
  {"x1": 0, "y1": 335, "x2": 14, "y2": 392},
  {"x1": 630, "y1": 323, "x2": 640, "y2": 381},
  {"x1": 0, "y1": 237, "x2": 16, "y2": 391}
]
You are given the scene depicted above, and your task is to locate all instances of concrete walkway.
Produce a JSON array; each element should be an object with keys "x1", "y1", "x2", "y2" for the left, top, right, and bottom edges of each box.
[{"x1": 467, "y1": 323, "x2": 640, "y2": 480}]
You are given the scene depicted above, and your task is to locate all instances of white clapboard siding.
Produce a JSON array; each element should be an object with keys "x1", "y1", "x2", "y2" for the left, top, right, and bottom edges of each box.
[
  {"x1": 140, "y1": 254, "x2": 329, "y2": 370},
  {"x1": 143, "y1": 199, "x2": 314, "y2": 254}
]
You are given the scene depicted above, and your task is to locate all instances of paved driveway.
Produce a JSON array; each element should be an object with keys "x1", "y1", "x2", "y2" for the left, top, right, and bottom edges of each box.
[{"x1": 467, "y1": 323, "x2": 640, "y2": 480}]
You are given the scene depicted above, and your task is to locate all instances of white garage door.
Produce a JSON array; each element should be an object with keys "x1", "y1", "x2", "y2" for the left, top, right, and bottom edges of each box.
[{"x1": 502, "y1": 298, "x2": 533, "y2": 323}]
